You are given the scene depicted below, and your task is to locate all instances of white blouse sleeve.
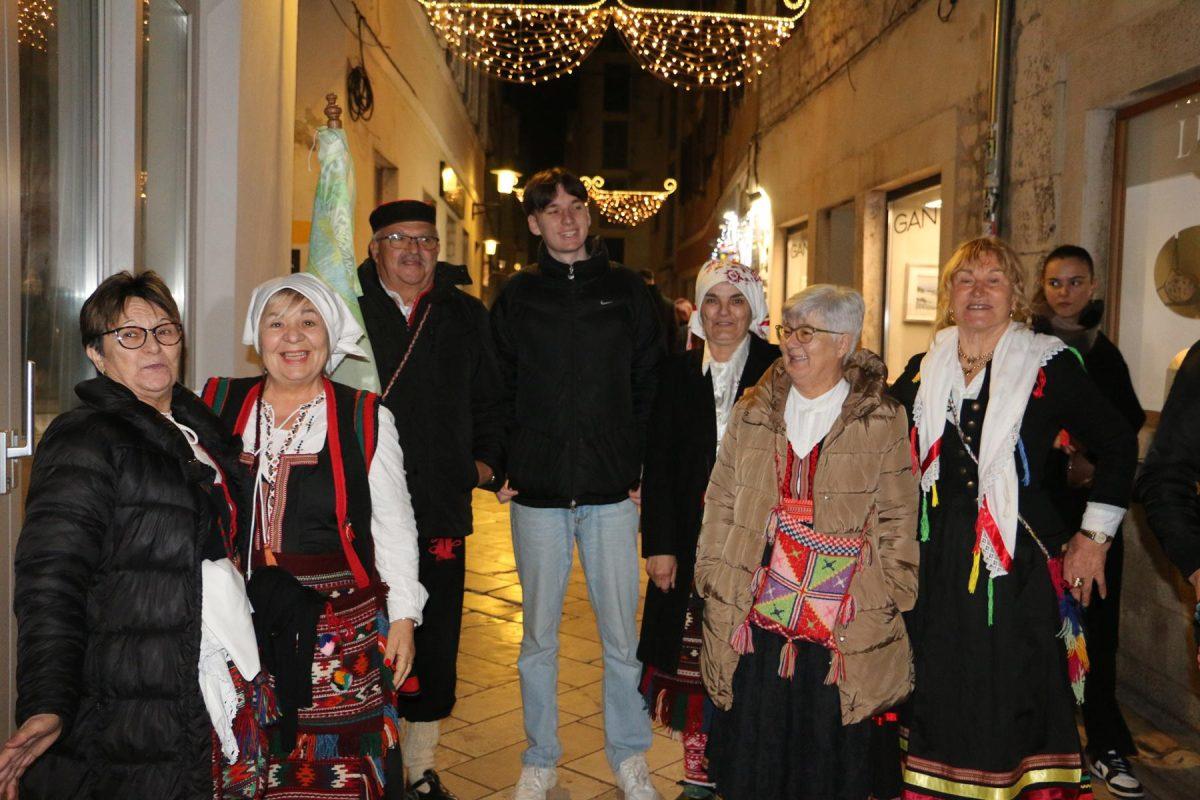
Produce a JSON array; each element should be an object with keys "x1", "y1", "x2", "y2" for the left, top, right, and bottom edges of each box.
[{"x1": 369, "y1": 407, "x2": 428, "y2": 624}]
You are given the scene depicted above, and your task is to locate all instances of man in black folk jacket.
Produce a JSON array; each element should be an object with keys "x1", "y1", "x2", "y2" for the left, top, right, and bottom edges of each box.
[
  {"x1": 490, "y1": 169, "x2": 663, "y2": 800},
  {"x1": 1138, "y1": 340, "x2": 1200, "y2": 670},
  {"x1": 357, "y1": 199, "x2": 504, "y2": 798}
]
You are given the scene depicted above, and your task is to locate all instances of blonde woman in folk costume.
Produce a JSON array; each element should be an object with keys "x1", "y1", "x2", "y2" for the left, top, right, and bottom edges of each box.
[{"x1": 888, "y1": 237, "x2": 1137, "y2": 800}]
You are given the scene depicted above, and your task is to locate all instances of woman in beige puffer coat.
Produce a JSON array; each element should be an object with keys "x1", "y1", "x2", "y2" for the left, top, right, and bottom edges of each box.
[{"x1": 696, "y1": 284, "x2": 919, "y2": 800}]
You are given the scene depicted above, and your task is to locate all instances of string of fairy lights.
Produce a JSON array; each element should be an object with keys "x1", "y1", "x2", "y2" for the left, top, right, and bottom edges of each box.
[
  {"x1": 511, "y1": 175, "x2": 676, "y2": 227},
  {"x1": 418, "y1": 0, "x2": 811, "y2": 90},
  {"x1": 582, "y1": 176, "x2": 677, "y2": 226},
  {"x1": 18, "y1": 1, "x2": 55, "y2": 52}
]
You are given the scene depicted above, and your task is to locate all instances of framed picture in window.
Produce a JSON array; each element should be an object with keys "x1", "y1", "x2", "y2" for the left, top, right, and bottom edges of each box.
[{"x1": 904, "y1": 263, "x2": 939, "y2": 322}]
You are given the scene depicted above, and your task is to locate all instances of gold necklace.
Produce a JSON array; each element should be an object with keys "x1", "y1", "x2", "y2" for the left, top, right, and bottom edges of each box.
[{"x1": 957, "y1": 344, "x2": 994, "y2": 376}]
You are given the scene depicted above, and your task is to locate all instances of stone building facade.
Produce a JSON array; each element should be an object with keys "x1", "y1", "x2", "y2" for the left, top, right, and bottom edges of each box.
[{"x1": 673, "y1": 0, "x2": 1200, "y2": 736}]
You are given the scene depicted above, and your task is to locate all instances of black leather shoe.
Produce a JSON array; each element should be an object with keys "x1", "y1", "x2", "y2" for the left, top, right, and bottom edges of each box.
[{"x1": 408, "y1": 769, "x2": 460, "y2": 800}]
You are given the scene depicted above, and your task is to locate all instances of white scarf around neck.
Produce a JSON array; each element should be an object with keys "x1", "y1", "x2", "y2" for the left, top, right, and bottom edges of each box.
[{"x1": 913, "y1": 322, "x2": 1065, "y2": 579}]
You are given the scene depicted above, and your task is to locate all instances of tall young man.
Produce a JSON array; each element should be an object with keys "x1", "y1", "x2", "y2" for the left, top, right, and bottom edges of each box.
[
  {"x1": 490, "y1": 169, "x2": 664, "y2": 800},
  {"x1": 357, "y1": 199, "x2": 506, "y2": 799}
]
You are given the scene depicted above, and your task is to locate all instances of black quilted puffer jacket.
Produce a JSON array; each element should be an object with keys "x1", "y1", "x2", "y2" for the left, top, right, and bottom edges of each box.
[{"x1": 13, "y1": 376, "x2": 247, "y2": 799}]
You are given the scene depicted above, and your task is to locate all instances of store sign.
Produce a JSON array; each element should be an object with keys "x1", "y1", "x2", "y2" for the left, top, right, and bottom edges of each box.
[{"x1": 892, "y1": 206, "x2": 939, "y2": 234}]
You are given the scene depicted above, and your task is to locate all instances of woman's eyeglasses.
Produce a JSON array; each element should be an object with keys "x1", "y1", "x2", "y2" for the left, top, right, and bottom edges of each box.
[
  {"x1": 103, "y1": 323, "x2": 184, "y2": 350},
  {"x1": 774, "y1": 323, "x2": 842, "y2": 344}
]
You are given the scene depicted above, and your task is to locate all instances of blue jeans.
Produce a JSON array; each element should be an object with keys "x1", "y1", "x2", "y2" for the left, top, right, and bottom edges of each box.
[{"x1": 510, "y1": 499, "x2": 652, "y2": 772}]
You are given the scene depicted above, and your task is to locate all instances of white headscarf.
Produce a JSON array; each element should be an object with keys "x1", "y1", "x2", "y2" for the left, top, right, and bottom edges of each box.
[
  {"x1": 687, "y1": 258, "x2": 770, "y2": 342},
  {"x1": 242, "y1": 273, "x2": 367, "y2": 373}
]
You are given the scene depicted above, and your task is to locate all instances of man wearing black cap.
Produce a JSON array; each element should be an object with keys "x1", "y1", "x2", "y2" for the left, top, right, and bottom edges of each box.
[{"x1": 357, "y1": 198, "x2": 505, "y2": 798}]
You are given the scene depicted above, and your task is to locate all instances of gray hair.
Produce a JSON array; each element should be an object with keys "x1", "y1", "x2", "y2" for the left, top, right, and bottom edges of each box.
[{"x1": 782, "y1": 284, "x2": 865, "y2": 354}]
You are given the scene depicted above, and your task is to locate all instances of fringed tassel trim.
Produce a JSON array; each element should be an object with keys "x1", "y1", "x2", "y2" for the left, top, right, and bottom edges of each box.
[
  {"x1": 730, "y1": 618, "x2": 755, "y2": 655},
  {"x1": 749, "y1": 565, "x2": 767, "y2": 596},
  {"x1": 837, "y1": 593, "x2": 857, "y2": 627},
  {"x1": 778, "y1": 639, "x2": 798, "y2": 679},
  {"x1": 987, "y1": 576, "x2": 995, "y2": 627},
  {"x1": 919, "y1": 491, "x2": 930, "y2": 543},
  {"x1": 967, "y1": 547, "x2": 981, "y2": 594},
  {"x1": 1016, "y1": 438, "x2": 1031, "y2": 487},
  {"x1": 824, "y1": 649, "x2": 845, "y2": 685}
]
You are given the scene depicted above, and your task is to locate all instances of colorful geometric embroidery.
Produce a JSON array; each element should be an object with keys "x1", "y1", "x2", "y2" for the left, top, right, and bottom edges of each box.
[
  {"x1": 264, "y1": 555, "x2": 398, "y2": 799},
  {"x1": 746, "y1": 497, "x2": 864, "y2": 674}
]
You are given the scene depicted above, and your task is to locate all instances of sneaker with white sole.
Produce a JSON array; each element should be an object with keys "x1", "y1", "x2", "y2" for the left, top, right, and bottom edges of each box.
[
  {"x1": 513, "y1": 765, "x2": 557, "y2": 800},
  {"x1": 615, "y1": 754, "x2": 661, "y2": 800},
  {"x1": 1089, "y1": 750, "x2": 1144, "y2": 799}
]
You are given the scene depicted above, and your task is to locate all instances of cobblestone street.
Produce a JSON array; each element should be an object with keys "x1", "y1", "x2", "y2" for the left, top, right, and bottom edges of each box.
[{"x1": 420, "y1": 493, "x2": 1200, "y2": 800}]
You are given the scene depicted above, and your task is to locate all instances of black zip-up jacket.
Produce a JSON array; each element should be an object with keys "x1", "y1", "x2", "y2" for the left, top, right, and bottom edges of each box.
[
  {"x1": 15, "y1": 377, "x2": 247, "y2": 799},
  {"x1": 1138, "y1": 339, "x2": 1200, "y2": 581},
  {"x1": 358, "y1": 259, "x2": 505, "y2": 537},
  {"x1": 490, "y1": 239, "x2": 664, "y2": 507}
]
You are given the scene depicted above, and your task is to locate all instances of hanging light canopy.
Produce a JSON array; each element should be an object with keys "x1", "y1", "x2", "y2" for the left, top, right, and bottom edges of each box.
[
  {"x1": 581, "y1": 176, "x2": 677, "y2": 227},
  {"x1": 417, "y1": 0, "x2": 810, "y2": 90},
  {"x1": 18, "y1": 1, "x2": 55, "y2": 52}
]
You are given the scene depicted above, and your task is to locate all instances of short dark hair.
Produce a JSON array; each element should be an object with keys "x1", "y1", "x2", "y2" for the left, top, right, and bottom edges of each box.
[
  {"x1": 521, "y1": 167, "x2": 588, "y2": 215},
  {"x1": 1042, "y1": 244, "x2": 1094, "y2": 277},
  {"x1": 80, "y1": 270, "x2": 183, "y2": 352}
]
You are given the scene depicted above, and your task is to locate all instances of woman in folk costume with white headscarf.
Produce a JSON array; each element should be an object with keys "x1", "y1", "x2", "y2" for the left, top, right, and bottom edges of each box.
[
  {"x1": 888, "y1": 237, "x2": 1137, "y2": 800},
  {"x1": 636, "y1": 256, "x2": 774, "y2": 799},
  {"x1": 202, "y1": 273, "x2": 427, "y2": 799}
]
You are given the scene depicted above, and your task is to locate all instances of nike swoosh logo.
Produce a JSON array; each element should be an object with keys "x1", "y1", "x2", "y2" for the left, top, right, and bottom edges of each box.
[{"x1": 600, "y1": 300, "x2": 614, "y2": 306}]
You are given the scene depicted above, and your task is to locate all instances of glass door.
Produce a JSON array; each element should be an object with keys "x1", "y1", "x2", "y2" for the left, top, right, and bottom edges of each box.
[{"x1": 2, "y1": 0, "x2": 193, "y2": 735}]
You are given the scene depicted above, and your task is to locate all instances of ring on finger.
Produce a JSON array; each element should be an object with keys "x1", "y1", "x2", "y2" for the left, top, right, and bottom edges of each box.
[{"x1": 1071, "y1": 576, "x2": 1084, "y2": 588}]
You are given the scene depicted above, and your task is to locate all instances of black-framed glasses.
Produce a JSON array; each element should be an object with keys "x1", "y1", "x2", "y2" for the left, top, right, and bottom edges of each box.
[
  {"x1": 103, "y1": 323, "x2": 184, "y2": 350},
  {"x1": 377, "y1": 232, "x2": 440, "y2": 251},
  {"x1": 775, "y1": 323, "x2": 842, "y2": 344}
]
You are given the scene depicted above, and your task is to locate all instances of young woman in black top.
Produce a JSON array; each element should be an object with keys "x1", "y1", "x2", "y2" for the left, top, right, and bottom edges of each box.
[{"x1": 1033, "y1": 245, "x2": 1146, "y2": 798}]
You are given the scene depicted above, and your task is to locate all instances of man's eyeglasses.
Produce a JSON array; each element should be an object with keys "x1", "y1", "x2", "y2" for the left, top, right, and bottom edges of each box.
[
  {"x1": 774, "y1": 323, "x2": 843, "y2": 344},
  {"x1": 104, "y1": 323, "x2": 185, "y2": 350},
  {"x1": 377, "y1": 232, "x2": 440, "y2": 251}
]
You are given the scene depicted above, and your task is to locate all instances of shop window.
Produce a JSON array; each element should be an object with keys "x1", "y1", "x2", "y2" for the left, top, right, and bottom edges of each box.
[
  {"x1": 882, "y1": 181, "x2": 941, "y2": 379},
  {"x1": 1112, "y1": 81, "x2": 1200, "y2": 410},
  {"x1": 784, "y1": 222, "x2": 808, "y2": 303}
]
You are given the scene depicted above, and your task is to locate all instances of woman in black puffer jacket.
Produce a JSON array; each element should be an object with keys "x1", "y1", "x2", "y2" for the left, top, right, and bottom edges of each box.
[{"x1": 0, "y1": 272, "x2": 247, "y2": 799}]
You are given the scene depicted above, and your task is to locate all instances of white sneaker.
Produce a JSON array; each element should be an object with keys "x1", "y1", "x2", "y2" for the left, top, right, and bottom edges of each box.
[
  {"x1": 513, "y1": 765, "x2": 557, "y2": 800},
  {"x1": 615, "y1": 754, "x2": 661, "y2": 800}
]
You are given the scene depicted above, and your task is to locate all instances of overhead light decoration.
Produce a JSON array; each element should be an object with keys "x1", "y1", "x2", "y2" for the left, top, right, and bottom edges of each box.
[
  {"x1": 18, "y1": 1, "x2": 55, "y2": 52},
  {"x1": 581, "y1": 176, "x2": 677, "y2": 227},
  {"x1": 418, "y1": 0, "x2": 810, "y2": 90}
]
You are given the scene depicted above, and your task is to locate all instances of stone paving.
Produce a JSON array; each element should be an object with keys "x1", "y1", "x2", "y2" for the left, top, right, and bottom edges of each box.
[
  {"x1": 423, "y1": 492, "x2": 1200, "y2": 799},
  {"x1": 422, "y1": 492, "x2": 684, "y2": 800}
]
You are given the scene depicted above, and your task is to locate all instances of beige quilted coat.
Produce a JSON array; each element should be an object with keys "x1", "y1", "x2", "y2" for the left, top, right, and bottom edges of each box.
[{"x1": 694, "y1": 350, "x2": 920, "y2": 724}]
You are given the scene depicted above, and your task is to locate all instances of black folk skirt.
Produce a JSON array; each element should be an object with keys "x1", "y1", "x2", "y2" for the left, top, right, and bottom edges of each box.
[
  {"x1": 901, "y1": 495, "x2": 1090, "y2": 799},
  {"x1": 707, "y1": 626, "x2": 902, "y2": 800}
]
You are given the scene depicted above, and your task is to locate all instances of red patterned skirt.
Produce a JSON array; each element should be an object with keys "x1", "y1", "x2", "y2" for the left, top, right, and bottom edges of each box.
[{"x1": 265, "y1": 552, "x2": 399, "y2": 800}]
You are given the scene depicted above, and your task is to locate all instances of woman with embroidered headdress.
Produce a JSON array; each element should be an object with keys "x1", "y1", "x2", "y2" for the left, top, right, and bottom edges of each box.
[
  {"x1": 202, "y1": 273, "x2": 427, "y2": 798},
  {"x1": 889, "y1": 237, "x2": 1137, "y2": 800},
  {"x1": 695, "y1": 285, "x2": 919, "y2": 800},
  {"x1": 636, "y1": 257, "x2": 775, "y2": 799}
]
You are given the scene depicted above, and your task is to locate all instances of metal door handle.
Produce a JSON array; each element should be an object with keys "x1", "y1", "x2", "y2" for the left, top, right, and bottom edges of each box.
[{"x1": 1, "y1": 360, "x2": 36, "y2": 494}]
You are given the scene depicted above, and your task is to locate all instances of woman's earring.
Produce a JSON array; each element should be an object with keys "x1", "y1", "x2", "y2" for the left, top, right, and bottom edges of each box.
[{"x1": 948, "y1": 310, "x2": 955, "y2": 324}]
